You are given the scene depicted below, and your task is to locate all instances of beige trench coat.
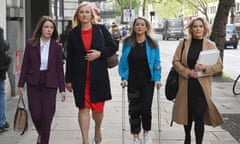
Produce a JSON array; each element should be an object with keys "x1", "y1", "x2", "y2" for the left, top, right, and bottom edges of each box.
[{"x1": 172, "y1": 37, "x2": 224, "y2": 127}]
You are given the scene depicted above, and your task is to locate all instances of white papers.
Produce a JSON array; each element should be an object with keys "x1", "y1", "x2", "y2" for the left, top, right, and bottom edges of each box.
[
  {"x1": 196, "y1": 49, "x2": 219, "y2": 77},
  {"x1": 197, "y1": 49, "x2": 219, "y2": 65},
  {"x1": 197, "y1": 71, "x2": 211, "y2": 77}
]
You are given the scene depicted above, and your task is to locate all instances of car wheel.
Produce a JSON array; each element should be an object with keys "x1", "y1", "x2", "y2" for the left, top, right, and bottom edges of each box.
[{"x1": 233, "y1": 44, "x2": 237, "y2": 49}]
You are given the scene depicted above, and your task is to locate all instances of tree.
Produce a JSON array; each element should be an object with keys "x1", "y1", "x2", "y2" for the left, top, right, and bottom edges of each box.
[
  {"x1": 210, "y1": 0, "x2": 234, "y2": 61},
  {"x1": 185, "y1": 0, "x2": 209, "y2": 21},
  {"x1": 157, "y1": 1, "x2": 183, "y2": 18},
  {"x1": 172, "y1": 0, "x2": 212, "y2": 21}
]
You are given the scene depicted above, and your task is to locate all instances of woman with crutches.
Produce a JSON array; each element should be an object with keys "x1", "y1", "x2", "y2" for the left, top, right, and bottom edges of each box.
[{"x1": 118, "y1": 17, "x2": 162, "y2": 144}]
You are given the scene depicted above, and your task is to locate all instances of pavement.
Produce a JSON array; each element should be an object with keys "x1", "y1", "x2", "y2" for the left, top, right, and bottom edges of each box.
[{"x1": 1, "y1": 42, "x2": 240, "y2": 144}]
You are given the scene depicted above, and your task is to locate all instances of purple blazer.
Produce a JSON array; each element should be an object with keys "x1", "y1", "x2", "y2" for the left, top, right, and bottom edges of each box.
[{"x1": 18, "y1": 39, "x2": 65, "y2": 92}]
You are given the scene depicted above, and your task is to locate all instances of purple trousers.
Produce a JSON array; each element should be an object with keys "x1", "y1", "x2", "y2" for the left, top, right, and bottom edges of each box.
[{"x1": 27, "y1": 71, "x2": 57, "y2": 144}]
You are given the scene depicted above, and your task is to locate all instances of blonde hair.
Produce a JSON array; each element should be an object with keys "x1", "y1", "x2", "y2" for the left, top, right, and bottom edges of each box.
[
  {"x1": 72, "y1": 1, "x2": 97, "y2": 28},
  {"x1": 186, "y1": 17, "x2": 211, "y2": 37}
]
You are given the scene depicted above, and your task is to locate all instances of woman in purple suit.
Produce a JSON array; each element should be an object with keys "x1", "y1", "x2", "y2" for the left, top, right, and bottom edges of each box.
[{"x1": 18, "y1": 16, "x2": 66, "y2": 144}]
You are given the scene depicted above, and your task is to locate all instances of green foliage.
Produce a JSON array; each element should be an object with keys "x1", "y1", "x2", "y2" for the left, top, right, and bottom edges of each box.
[
  {"x1": 156, "y1": 1, "x2": 182, "y2": 18},
  {"x1": 110, "y1": 0, "x2": 141, "y2": 11},
  {"x1": 156, "y1": 0, "x2": 213, "y2": 19},
  {"x1": 106, "y1": 0, "x2": 215, "y2": 20}
]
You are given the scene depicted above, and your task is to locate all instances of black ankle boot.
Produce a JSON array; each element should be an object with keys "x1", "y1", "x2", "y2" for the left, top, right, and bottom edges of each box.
[{"x1": 184, "y1": 136, "x2": 191, "y2": 144}]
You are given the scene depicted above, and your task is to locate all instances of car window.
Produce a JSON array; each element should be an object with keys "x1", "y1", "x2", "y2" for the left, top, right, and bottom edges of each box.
[
  {"x1": 167, "y1": 21, "x2": 183, "y2": 28},
  {"x1": 235, "y1": 26, "x2": 240, "y2": 31},
  {"x1": 226, "y1": 25, "x2": 236, "y2": 33}
]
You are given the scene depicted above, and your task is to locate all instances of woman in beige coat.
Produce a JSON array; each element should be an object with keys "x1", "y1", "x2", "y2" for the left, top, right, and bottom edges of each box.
[{"x1": 172, "y1": 17, "x2": 224, "y2": 144}]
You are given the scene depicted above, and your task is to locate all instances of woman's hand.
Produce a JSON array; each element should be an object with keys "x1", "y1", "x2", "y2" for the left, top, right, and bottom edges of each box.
[
  {"x1": 17, "y1": 87, "x2": 24, "y2": 96},
  {"x1": 61, "y1": 92, "x2": 66, "y2": 102},
  {"x1": 120, "y1": 80, "x2": 128, "y2": 88},
  {"x1": 155, "y1": 82, "x2": 162, "y2": 89},
  {"x1": 189, "y1": 69, "x2": 198, "y2": 78},
  {"x1": 85, "y1": 50, "x2": 101, "y2": 61},
  {"x1": 195, "y1": 64, "x2": 206, "y2": 72},
  {"x1": 66, "y1": 83, "x2": 73, "y2": 92}
]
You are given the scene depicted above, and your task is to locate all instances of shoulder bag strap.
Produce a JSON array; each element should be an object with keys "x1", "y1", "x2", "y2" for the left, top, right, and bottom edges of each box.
[
  {"x1": 17, "y1": 93, "x2": 26, "y2": 109},
  {"x1": 180, "y1": 38, "x2": 185, "y2": 62},
  {"x1": 98, "y1": 26, "x2": 106, "y2": 46}
]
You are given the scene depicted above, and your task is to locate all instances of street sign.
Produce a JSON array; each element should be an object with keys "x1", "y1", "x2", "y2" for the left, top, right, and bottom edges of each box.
[
  {"x1": 150, "y1": 11, "x2": 155, "y2": 16},
  {"x1": 123, "y1": 9, "x2": 134, "y2": 23}
]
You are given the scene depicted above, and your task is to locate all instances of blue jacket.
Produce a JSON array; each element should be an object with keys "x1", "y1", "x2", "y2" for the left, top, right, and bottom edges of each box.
[{"x1": 118, "y1": 38, "x2": 161, "y2": 82}]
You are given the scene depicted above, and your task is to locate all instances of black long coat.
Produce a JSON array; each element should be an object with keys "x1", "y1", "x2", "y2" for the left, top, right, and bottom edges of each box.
[
  {"x1": 0, "y1": 28, "x2": 10, "y2": 80},
  {"x1": 65, "y1": 24, "x2": 117, "y2": 108}
]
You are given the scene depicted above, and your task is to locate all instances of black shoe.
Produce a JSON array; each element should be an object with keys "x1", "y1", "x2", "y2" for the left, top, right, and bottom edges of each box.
[
  {"x1": 184, "y1": 139, "x2": 191, "y2": 144},
  {"x1": 184, "y1": 136, "x2": 191, "y2": 144},
  {"x1": 0, "y1": 122, "x2": 9, "y2": 130}
]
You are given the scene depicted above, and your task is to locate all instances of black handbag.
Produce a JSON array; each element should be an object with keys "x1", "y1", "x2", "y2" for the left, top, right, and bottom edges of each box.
[
  {"x1": 106, "y1": 53, "x2": 119, "y2": 68},
  {"x1": 99, "y1": 26, "x2": 119, "y2": 68},
  {"x1": 165, "y1": 39, "x2": 185, "y2": 100}
]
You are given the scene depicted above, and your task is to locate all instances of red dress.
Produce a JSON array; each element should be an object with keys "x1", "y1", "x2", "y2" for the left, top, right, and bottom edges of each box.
[{"x1": 81, "y1": 28, "x2": 104, "y2": 112}]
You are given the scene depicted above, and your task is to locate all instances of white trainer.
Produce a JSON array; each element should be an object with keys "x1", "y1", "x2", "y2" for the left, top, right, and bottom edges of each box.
[
  {"x1": 144, "y1": 131, "x2": 152, "y2": 144},
  {"x1": 133, "y1": 138, "x2": 141, "y2": 144}
]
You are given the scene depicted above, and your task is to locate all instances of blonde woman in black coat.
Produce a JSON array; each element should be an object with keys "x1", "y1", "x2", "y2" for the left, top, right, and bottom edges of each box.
[{"x1": 65, "y1": 1, "x2": 117, "y2": 144}]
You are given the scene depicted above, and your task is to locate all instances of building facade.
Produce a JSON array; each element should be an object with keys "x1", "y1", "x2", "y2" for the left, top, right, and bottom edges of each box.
[{"x1": 207, "y1": 0, "x2": 240, "y2": 24}]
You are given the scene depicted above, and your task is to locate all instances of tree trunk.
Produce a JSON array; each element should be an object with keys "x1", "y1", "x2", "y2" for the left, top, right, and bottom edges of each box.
[
  {"x1": 142, "y1": 0, "x2": 146, "y2": 16},
  {"x1": 209, "y1": 0, "x2": 234, "y2": 61}
]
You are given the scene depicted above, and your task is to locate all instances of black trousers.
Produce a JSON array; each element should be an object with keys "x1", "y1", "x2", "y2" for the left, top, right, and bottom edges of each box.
[
  {"x1": 127, "y1": 81, "x2": 154, "y2": 134},
  {"x1": 184, "y1": 78, "x2": 207, "y2": 144}
]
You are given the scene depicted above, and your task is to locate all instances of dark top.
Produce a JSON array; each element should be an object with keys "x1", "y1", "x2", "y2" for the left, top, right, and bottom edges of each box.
[
  {"x1": 187, "y1": 38, "x2": 206, "y2": 105},
  {"x1": 128, "y1": 41, "x2": 151, "y2": 92},
  {"x1": 187, "y1": 38, "x2": 202, "y2": 69},
  {"x1": 0, "y1": 28, "x2": 8, "y2": 80}
]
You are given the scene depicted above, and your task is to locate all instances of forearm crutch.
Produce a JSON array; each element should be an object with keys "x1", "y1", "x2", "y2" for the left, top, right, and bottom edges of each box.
[
  {"x1": 122, "y1": 87, "x2": 126, "y2": 144},
  {"x1": 156, "y1": 88, "x2": 161, "y2": 144}
]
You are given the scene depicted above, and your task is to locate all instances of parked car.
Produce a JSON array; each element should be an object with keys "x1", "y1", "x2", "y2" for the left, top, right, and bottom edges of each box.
[
  {"x1": 234, "y1": 23, "x2": 240, "y2": 37},
  {"x1": 161, "y1": 18, "x2": 184, "y2": 40},
  {"x1": 225, "y1": 24, "x2": 239, "y2": 49}
]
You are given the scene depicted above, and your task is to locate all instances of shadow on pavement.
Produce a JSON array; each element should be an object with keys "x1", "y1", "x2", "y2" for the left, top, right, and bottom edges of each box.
[{"x1": 222, "y1": 114, "x2": 240, "y2": 143}]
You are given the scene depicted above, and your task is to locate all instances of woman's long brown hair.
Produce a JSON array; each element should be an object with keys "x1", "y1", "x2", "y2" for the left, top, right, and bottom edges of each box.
[
  {"x1": 31, "y1": 16, "x2": 59, "y2": 47},
  {"x1": 124, "y1": 17, "x2": 158, "y2": 48}
]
